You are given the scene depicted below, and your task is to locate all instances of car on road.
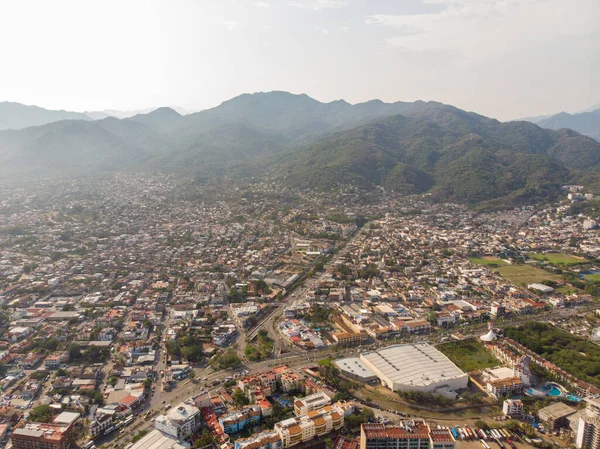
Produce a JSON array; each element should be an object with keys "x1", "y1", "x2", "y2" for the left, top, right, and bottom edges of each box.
[{"x1": 162, "y1": 400, "x2": 166, "y2": 404}]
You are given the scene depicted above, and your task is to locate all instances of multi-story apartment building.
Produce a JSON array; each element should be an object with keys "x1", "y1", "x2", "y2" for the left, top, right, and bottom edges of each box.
[
  {"x1": 275, "y1": 403, "x2": 352, "y2": 448},
  {"x1": 280, "y1": 372, "x2": 301, "y2": 393},
  {"x1": 293, "y1": 391, "x2": 331, "y2": 416},
  {"x1": 234, "y1": 430, "x2": 283, "y2": 449},
  {"x1": 218, "y1": 405, "x2": 261, "y2": 434},
  {"x1": 502, "y1": 399, "x2": 524, "y2": 418},
  {"x1": 89, "y1": 413, "x2": 113, "y2": 438},
  {"x1": 11, "y1": 423, "x2": 72, "y2": 449},
  {"x1": 44, "y1": 352, "x2": 68, "y2": 370},
  {"x1": 485, "y1": 377, "x2": 523, "y2": 399},
  {"x1": 360, "y1": 422, "x2": 455, "y2": 449},
  {"x1": 332, "y1": 331, "x2": 368, "y2": 346},
  {"x1": 576, "y1": 398, "x2": 600, "y2": 449},
  {"x1": 154, "y1": 402, "x2": 201, "y2": 440}
]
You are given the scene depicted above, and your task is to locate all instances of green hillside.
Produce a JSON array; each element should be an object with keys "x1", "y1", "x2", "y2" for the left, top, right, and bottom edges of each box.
[
  {"x1": 1, "y1": 92, "x2": 599, "y2": 209},
  {"x1": 273, "y1": 106, "x2": 596, "y2": 207}
]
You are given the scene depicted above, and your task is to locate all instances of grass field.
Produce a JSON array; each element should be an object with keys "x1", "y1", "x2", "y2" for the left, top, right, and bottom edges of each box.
[
  {"x1": 557, "y1": 285, "x2": 582, "y2": 294},
  {"x1": 495, "y1": 264, "x2": 562, "y2": 286},
  {"x1": 437, "y1": 339, "x2": 500, "y2": 372},
  {"x1": 584, "y1": 273, "x2": 600, "y2": 281},
  {"x1": 469, "y1": 256, "x2": 508, "y2": 267},
  {"x1": 530, "y1": 252, "x2": 587, "y2": 265}
]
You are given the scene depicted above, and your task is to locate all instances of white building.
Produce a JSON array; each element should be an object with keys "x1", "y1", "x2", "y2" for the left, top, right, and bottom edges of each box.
[
  {"x1": 293, "y1": 391, "x2": 331, "y2": 416},
  {"x1": 359, "y1": 343, "x2": 468, "y2": 393},
  {"x1": 234, "y1": 430, "x2": 282, "y2": 449},
  {"x1": 8, "y1": 326, "x2": 31, "y2": 342},
  {"x1": 502, "y1": 399, "x2": 523, "y2": 418},
  {"x1": 89, "y1": 413, "x2": 113, "y2": 438},
  {"x1": 576, "y1": 398, "x2": 600, "y2": 449},
  {"x1": 154, "y1": 402, "x2": 200, "y2": 440},
  {"x1": 275, "y1": 403, "x2": 351, "y2": 448},
  {"x1": 130, "y1": 429, "x2": 189, "y2": 449},
  {"x1": 527, "y1": 283, "x2": 554, "y2": 294}
]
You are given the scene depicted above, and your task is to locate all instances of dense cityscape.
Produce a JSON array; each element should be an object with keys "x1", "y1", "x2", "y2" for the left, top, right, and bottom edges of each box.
[{"x1": 1, "y1": 175, "x2": 600, "y2": 449}]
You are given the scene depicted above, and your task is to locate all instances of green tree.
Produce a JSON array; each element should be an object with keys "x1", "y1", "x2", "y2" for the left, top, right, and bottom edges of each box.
[
  {"x1": 212, "y1": 349, "x2": 241, "y2": 370},
  {"x1": 475, "y1": 420, "x2": 490, "y2": 430},
  {"x1": 232, "y1": 389, "x2": 249, "y2": 407},
  {"x1": 68, "y1": 343, "x2": 81, "y2": 360},
  {"x1": 196, "y1": 430, "x2": 214, "y2": 448},
  {"x1": 29, "y1": 405, "x2": 55, "y2": 423}
]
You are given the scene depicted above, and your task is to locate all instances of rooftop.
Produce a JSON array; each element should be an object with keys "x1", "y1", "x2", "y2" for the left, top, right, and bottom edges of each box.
[
  {"x1": 538, "y1": 402, "x2": 577, "y2": 421},
  {"x1": 360, "y1": 343, "x2": 466, "y2": 387},
  {"x1": 129, "y1": 429, "x2": 187, "y2": 449},
  {"x1": 334, "y1": 357, "x2": 377, "y2": 380}
]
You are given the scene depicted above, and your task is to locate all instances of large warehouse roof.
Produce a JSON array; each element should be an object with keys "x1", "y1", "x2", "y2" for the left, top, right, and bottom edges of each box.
[
  {"x1": 360, "y1": 343, "x2": 466, "y2": 389},
  {"x1": 334, "y1": 357, "x2": 377, "y2": 381},
  {"x1": 130, "y1": 429, "x2": 186, "y2": 449}
]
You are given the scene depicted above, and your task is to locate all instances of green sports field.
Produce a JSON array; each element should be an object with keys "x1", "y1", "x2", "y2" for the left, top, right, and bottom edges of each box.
[
  {"x1": 529, "y1": 252, "x2": 587, "y2": 266},
  {"x1": 495, "y1": 264, "x2": 562, "y2": 286},
  {"x1": 437, "y1": 339, "x2": 500, "y2": 372},
  {"x1": 584, "y1": 273, "x2": 600, "y2": 281},
  {"x1": 469, "y1": 256, "x2": 508, "y2": 267}
]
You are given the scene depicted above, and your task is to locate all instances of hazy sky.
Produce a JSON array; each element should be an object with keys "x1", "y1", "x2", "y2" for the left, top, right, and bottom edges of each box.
[{"x1": 0, "y1": 0, "x2": 598, "y2": 120}]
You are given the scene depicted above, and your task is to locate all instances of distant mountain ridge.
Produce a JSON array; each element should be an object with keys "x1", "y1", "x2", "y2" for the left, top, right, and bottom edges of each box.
[
  {"x1": 0, "y1": 101, "x2": 192, "y2": 130},
  {"x1": 0, "y1": 102, "x2": 92, "y2": 130},
  {"x1": 85, "y1": 106, "x2": 191, "y2": 120},
  {"x1": 535, "y1": 109, "x2": 600, "y2": 142},
  {"x1": 520, "y1": 107, "x2": 600, "y2": 142},
  {"x1": 1, "y1": 91, "x2": 600, "y2": 209}
]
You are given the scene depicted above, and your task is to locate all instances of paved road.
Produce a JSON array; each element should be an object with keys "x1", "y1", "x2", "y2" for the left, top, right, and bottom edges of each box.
[{"x1": 247, "y1": 223, "x2": 371, "y2": 354}]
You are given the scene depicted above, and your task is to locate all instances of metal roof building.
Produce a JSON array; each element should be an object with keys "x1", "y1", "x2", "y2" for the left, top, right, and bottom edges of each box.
[
  {"x1": 359, "y1": 343, "x2": 468, "y2": 392},
  {"x1": 129, "y1": 429, "x2": 187, "y2": 449},
  {"x1": 334, "y1": 357, "x2": 378, "y2": 383}
]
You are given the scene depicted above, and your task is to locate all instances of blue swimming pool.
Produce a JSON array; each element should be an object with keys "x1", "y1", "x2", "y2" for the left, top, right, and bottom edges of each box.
[
  {"x1": 526, "y1": 383, "x2": 581, "y2": 402},
  {"x1": 546, "y1": 386, "x2": 562, "y2": 397}
]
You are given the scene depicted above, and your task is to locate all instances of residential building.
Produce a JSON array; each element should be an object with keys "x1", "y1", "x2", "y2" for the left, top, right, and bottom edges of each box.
[
  {"x1": 576, "y1": 398, "x2": 600, "y2": 449},
  {"x1": 332, "y1": 436, "x2": 359, "y2": 449},
  {"x1": 485, "y1": 377, "x2": 523, "y2": 399},
  {"x1": 155, "y1": 402, "x2": 201, "y2": 440},
  {"x1": 332, "y1": 331, "x2": 368, "y2": 346},
  {"x1": 360, "y1": 422, "x2": 455, "y2": 449},
  {"x1": 89, "y1": 413, "x2": 113, "y2": 438},
  {"x1": 11, "y1": 423, "x2": 73, "y2": 449},
  {"x1": 275, "y1": 403, "x2": 350, "y2": 448},
  {"x1": 44, "y1": 352, "x2": 68, "y2": 370},
  {"x1": 293, "y1": 391, "x2": 331, "y2": 416},
  {"x1": 502, "y1": 399, "x2": 523, "y2": 418},
  {"x1": 219, "y1": 405, "x2": 261, "y2": 434},
  {"x1": 234, "y1": 430, "x2": 282, "y2": 449}
]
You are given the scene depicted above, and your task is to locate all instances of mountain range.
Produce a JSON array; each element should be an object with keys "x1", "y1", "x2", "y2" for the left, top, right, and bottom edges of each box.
[
  {"x1": 1, "y1": 91, "x2": 600, "y2": 209},
  {"x1": 532, "y1": 109, "x2": 600, "y2": 142},
  {"x1": 0, "y1": 102, "x2": 92, "y2": 131},
  {"x1": 0, "y1": 102, "x2": 191, "y2": 130}
]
